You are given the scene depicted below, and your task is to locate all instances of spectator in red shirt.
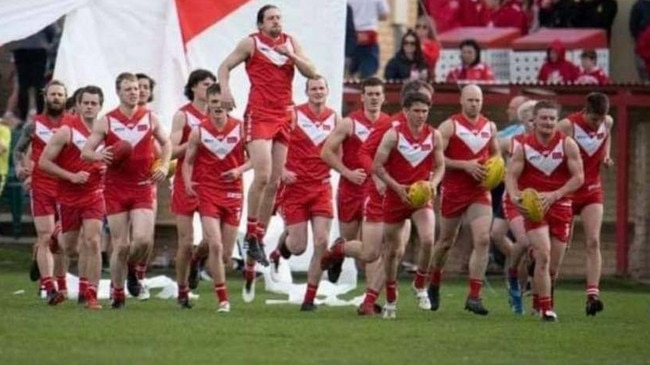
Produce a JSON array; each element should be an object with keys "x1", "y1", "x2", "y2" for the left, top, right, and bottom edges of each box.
[
  {"x1": 537, "y1": 39, "x2": 580, "y2": 84},
  {"x1": 576, "y1": 49, "x2": 610, "y2": 85},
  {"x1": 485, "y1": 0, "x2": 529, "y2": 35},
  {"x1": 446, "y1": 39, "x2": 495, "y2": 82},
  {"x1": 415, "y1": 15, "x2": 441, "y2": 79}
]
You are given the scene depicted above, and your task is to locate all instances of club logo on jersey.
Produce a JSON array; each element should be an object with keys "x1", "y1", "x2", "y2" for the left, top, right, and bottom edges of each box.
[
  {"x1": 397, "y1": 133, "x2": 433, "y2": 167},
  {"x1": 352, "y1": 119, "x2": 370, "y2": 142},
  {"x1": 35, "y1": 122, "x2": 56, "y2": 144},
  {"x1": 200, "y1": 125, "x2": 240, "y2": 160},
  {"x1": 296, "y1": 111, "x2": 336, "y2": 146},
  {"x1": 255, "y1": 36, "x2": 293, "y2": 67},
  {"x1": 574, "y1": 123, "x2": 607, "y2": 157},
  {"x1": 524, "y1": 141, "x2": 564, "y2": 176},
  {"x1": 109, "y1": 114, "x2": 151, "y2": 146},
  {"x1": 454, "y1": 120, "x2": 491, "y2": 154}
]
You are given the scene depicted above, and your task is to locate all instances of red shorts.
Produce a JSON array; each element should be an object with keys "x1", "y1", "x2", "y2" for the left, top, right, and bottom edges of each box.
[
  {"x1": 383, "y1": 192, "x2": 433, "y2": 224},
  {"x1": 363, "y1": 184, "x2": 384, "y2": 223},
  {"x1": 60, "y1": 196, "x2": 106, "y2": 233},
  {"x1": 524, "y1": 200, "x2": 572, "y2": 243},
  {"x1": 244, "y1": 107, "x2": 292, "y2": 146},
  {"x1": 104, "y1": 185, "x2": 154, "y2": 215},
  {"x1": 337, "y1": 184, "x2": 365, "y2": 223},
  {"x1": 198, "y1": 189, "x2": 242, "y2": 227},
  {"x1": 503, "y1": 193, "x2": 521, "y2": 222},
  {"x1": 440, "y1": 187, "x2": 491, "y2": 218},
  {"x1": 171, "y1": 180, "x2": 199, "y2": 217},
  {"x1": 280, "y1": 182, "x2": 333, "y2": 226},
  {"x1": 31, "y1": 188, "x2": 58, "y2": 217},
  {"x1": 572, "y1": 187, "x2": 603, "y2": 216}
]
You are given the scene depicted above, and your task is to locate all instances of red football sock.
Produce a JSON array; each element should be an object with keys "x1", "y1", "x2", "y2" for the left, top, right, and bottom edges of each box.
[
  {"x1": 362, "y1": 288, "x2": 379, "y2": 306},
  {"x1": 214, "y1": 282, "x2": 228, "y2": 303},
  {"x1": 539, "y1": 296, "x2": 552, "y2": 312},
  {"x1": 256, "y1": 222, "x2": 266, "y2": 242},
  {"x1": 468, "y1": 277, "x2": 483, "y2": 299},
  {"x1": 304, "y1": 283, "x2": 318, "y2": 304},
  {"x1": 41, "y1": 276, "x2": 55, "y2": 292},
  {"x1": 386, "y1": 280, "x2": 397, "y2": 303},
  {"x1": 586, "y1": 284, "x2": 599, "y2": 299},
  {"x1": 178, "y1": 284, "x2": 189, "y2": 300},
  {"x1": 332, "y1": 241, "x2": 345, "y2": 258},
  {"x1": 244, "y1": 259, "x2": 256, "y2": 281},
  {"x1": 78, "y1": 277, "x2": 89, "y2": 298},
  {"x1": 86, "y1": 285, "x2": 97, "y2": 301},
  {"x1": 135, "y1": 263, "x2": 147, "y2": 281},
  {"x1": 532, "y1": 294, "x2": 540, "y2": 311},
  {"x1": 429, "y1": 269, "x2": 443, "y2": 286},
  {"x1": 113, "y1": 287, "x2": 125, "y2": 301},
  {"x1": 413, "y1": 269, "x2": 427, "y2": 290},
  {"x1": 56, "y1": 275, "x2": 67, "y2": 292},
  {"x1": 246, "y1": 217, "x2": 258, "y2": 237},
  {"x1": 508, "y1": 268, "x2": 518, "y2": 279}
]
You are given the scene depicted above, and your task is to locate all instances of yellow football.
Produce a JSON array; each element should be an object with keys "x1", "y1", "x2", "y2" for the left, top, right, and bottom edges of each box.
[
  {"x1": 407, "y1": 180, "x2": 433, "y2": 208},
  {"x1": 151, "y1": 159, "x2": 177, "y2": 180},
  {"x1": 520, "y1": 188, "x2": 544, "y2": 222},
  {"x1": 481, "y1": 156, "x2": 506, "y2": 191}
]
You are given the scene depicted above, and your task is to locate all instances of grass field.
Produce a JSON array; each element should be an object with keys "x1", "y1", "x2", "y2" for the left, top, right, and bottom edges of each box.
[{"x1": 1, "y1": 246, "x2": 649, "y2": 365}]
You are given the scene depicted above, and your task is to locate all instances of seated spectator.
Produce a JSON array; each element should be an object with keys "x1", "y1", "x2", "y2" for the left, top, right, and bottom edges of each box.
[
  {"x1": 384, "y1": 31, "x2": 429, "y2": 81},
  {"x1": 538, "y1": 0, "x2": 576, "y2": 28},
  {"x1": 414, "y1": 15, "x2": 441, "y2": 79},
  {"x1": 572, "y1": 0, "x2": 617, "y2": 43},
  {"x1": 485, "y1": 0, "x2": 529, "y2": 35},
  {"x1": 576, "y1": 50, "x2": 610, "y2": 85},
  {"x1": 630, "y1": 0, "x2": 650, "y2": 82},
  {"x1": 537, "y1": 39, "x2": 579, "y2": 83},
  {"x1": 446, "y1": 39, "x2": 495, "y2": 82}
]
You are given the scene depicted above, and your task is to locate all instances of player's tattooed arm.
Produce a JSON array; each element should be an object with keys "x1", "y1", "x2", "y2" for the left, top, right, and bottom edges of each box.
[{"x1": 13, "y1": 120, "x2": 34, "y2": 180}]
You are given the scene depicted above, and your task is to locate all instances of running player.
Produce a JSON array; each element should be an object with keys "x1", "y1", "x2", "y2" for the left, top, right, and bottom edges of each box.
[
  {"x1": 182, "y1": 83, "x2": 249, "y2": 313},
  {"x1": 372, "y1": 92, "x2": 444, "y2": 319},
  {"x1": 170, "y1": 69, "x2": 216, "y2": 307},
  {"x1": 428, "y1": 84, "x2": 501, "y2": 315},
  {"x1": 556, "y1": 92, "x2": 613, "y2": 316},
  {"x1": 81, "y1": 72, "x2": 171, "y2": 309},
  {"x1": 270, "y1": 76, "x2": 337, "y2": 311},
  {"x1": 13, "y1": 80, "x2": 68, "y2": 305},
  {"x1": 38, "y1": 85, "x2": 105, "y2": 310},
  {"x1": 505, "y1": 100, "x2": 584, "y2": 321},
  {"x1": 218, "y1": 4, "x2": 317, "y2": 266},
  {"x1": 321, "y1": 80, "x2": 434, "y2": 315}
]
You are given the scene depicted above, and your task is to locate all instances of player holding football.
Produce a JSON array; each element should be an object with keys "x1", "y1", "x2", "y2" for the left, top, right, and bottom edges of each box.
[
  {"x1": 556, "y1": 92, "x2": 613, "y2": 316},
  {"x1": 267, "y1": 77, "x2": 338, "y2": 311},
  {"x1": 183, "y1": 83, "x2": 250, "y2": 313},
  {"x1": 169, "y1": 69, "x2": 216, "y2": 308},
  {"x1": 82, "y1": 72, "x2": 171, "y2": 309},
  {"x1": 13, "y1": 80, "x2": 68, "y2": 305},
  {"x1": 372, "y1": 92, "x2": 444, "y2": 319},
  {"x1": 428, "y1": 84, "x2": 501, "y2": 315},
  {"x1": 39, "y1": 85, "x2": 105, "y2": 310},
  {"x1": 505, "y1": 100, "x2": 584, "y2": 321},
  {"x1": 218, "y1": 4, "x2": 317, "y2": 267}
]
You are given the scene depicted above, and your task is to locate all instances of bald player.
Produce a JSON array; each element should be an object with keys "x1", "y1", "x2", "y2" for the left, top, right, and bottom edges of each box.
[{"x1": 428, "y1": 84, "x2": 501, "y2": 316}]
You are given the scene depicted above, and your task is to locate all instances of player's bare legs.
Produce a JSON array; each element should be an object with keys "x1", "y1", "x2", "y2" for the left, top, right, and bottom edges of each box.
[
  {"x1": 244, "y1": 139, "x2": 274, "y2": 266},
  {"x1": 428, "y1": 215, "x2": 462, "y2": 311},
  {"x1": 61, "y1": 230, "x2": 82, "y2": 303},
  {"x1": 581, "y1": 203, "x2": 604, "y2": 315},
  {"x1": 127, "y1": 209, "x2": 155, "y2": 300},
  {"x1": 382, "y1": 221, "x2": 407, "y2": 319},
  {"x1": 202, "y1": 216, "x2": 230, "y2": 312},
  {"x1": 302, "y1": 217, "x2": 331, "y2": 311},
  {"x1": 82, "y1": 218, "x2": 103, "y2": 309},
  {"x1": 528, "y1": 227, "x2": 563, "y2": 321},
  {"x1": 465, "y1": 204, "x2": 492, "y2": 315},
  {"x1": 506, "y1": 216, "x2": 529, "y2": 314},
  {"x1": 410, "y1": 209, "x2": 436, "y2": 311},
  {"x1": 107, "y1": 212, "x2": 130, "y2": 307},
  {"x1": 490, "y1": 217, "x2": 513, "y2": 262},
  {"x1": 33, "y1": 215, "x2": 64, "y2": 304},
  {"x1": 175, "y1": 215, "x2": 194, "y2": 308}
]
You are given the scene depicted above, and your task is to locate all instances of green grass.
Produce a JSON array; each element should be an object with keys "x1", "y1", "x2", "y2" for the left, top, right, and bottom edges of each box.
[{"x1": 0, "y1": 247, "x2": 649, "y2": 365}]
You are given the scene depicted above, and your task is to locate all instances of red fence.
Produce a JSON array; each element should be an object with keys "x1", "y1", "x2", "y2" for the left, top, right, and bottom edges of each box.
[{"x1": 343, "y1": 82, "x2": 650, "y2": 275}]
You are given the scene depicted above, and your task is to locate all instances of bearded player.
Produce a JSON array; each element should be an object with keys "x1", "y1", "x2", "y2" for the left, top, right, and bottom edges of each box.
[
  {"x1": 556, "y1": 92, "x2": 613, "y2": 316},
  {"x1": 39, "y1": 85, "x2": 105, "y2": 310},
  {"x1": 218, "y1": 4, "x2": 317, "y2": 266},
  {"x1": 170, "y1": 69, "x2": 216, "y2": 307},
  {"x1": 13, "y1": 80, "x2": 68, "y2": 305},
  {"x1": 428, "y1": 84, "x2": 501, "y2": 316},
  {"x1": 82, "y1": 72, "x2": 171, "y2": 309},
  {"x1": 183, "y1": 83, "x2": 249, "y2": 312},
  {"x1": 372, "y1": 92, "x2": 444, "y2": 319}
]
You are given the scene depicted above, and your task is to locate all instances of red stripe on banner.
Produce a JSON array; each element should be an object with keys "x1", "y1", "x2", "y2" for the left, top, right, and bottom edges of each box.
[{"x1": 176, "y1": 0, "x2": 251, "y2": 44}]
